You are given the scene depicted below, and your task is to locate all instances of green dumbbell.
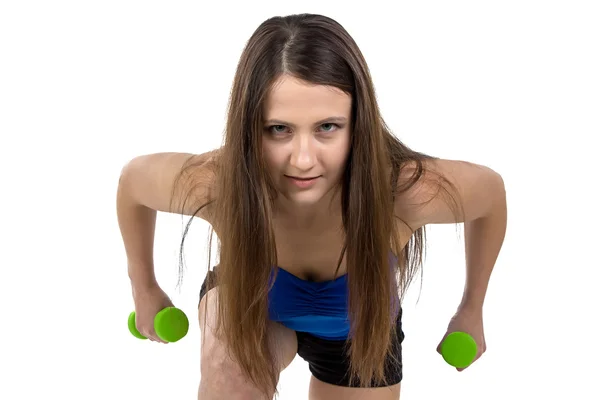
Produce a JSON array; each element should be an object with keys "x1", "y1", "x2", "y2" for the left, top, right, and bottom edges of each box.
[
  {"x1": 440, "y1": 331, "x2": 477, "y2": 369},
  {"x1": 128, "y1": 307, "x2": 189, "y2": 343}
]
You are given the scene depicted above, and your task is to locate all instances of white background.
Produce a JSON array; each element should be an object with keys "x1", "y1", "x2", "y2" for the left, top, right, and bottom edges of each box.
[{"x1": 1, "y1": 1, "x2": 599, "y2": 399}]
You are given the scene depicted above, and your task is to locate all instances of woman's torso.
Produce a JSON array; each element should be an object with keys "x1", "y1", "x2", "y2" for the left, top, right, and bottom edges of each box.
[
  {"x1": 264, "y1": 212, "x2": 411, "y2": 339},
  {"x1": 272, "y1": 213, "x2": 348, "y2": 282}
]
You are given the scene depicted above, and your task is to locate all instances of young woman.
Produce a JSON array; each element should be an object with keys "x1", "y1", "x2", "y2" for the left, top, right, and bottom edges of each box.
[{"x1": 117, "y1": 13, "x2": 507, "y2": 400}]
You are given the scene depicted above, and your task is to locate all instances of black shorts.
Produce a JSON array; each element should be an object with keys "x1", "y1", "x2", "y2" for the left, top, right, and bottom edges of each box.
[{"x1": 198, "y1": 268, "x2": 404, "y2": 388}]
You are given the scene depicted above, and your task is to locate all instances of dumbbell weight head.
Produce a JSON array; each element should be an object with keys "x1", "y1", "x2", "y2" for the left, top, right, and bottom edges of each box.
[{"x1": 440, "y1": 331, "x2": 477, "y2": 369}]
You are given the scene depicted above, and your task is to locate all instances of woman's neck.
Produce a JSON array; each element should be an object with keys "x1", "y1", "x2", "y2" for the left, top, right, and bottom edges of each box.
[{"x1": 273, "y1": 188, "x2": 343, "y2": 231}]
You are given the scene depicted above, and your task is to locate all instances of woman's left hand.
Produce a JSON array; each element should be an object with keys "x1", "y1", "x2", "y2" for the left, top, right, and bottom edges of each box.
[{"x1": 436, "y1": 305, "x2": 487, "y2": 371}]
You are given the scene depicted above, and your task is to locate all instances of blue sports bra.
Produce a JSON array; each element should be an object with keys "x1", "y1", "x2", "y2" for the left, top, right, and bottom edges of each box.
[{"x1": 267, "y1": 252, "x2": 400, "y2": 340}]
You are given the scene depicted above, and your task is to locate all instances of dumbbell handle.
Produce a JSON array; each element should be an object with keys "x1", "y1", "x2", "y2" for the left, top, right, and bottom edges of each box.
[{"x1": 128, "y1": 307, "x2": 189, "y2": 343}]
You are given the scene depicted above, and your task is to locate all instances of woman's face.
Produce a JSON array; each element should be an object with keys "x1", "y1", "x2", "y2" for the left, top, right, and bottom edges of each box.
[{"x1": 262, "y1": 75, "x2": 352, "y2": 210}]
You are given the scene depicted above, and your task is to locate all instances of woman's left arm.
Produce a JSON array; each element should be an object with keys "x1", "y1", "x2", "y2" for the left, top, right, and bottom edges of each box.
[{"x1": 395, "y1": 158, "x2": 508, "y2": 309}]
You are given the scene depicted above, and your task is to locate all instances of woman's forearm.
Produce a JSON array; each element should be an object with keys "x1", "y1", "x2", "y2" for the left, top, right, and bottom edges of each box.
[
  {"x1": 461, "y1": 178, "x2": 507, "y2": 309},
  {"x1": 116, "y1": 166, "x2": 158, "y2": 288}
]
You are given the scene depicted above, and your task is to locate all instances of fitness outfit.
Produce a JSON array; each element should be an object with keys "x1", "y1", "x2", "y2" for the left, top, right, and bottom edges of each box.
[{"x1": 198, "y1": 254, "x2": 404, "y2": 387}]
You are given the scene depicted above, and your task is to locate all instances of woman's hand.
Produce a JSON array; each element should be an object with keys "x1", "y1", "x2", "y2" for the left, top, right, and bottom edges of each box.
[{"x1": 437, "y1": 305, "x2": 487, "y2": 371}]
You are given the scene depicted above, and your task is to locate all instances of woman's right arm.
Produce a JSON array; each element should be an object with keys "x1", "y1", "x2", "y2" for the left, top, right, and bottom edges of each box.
[{"x1": 116, "y1": 150, "x2": 218, "y2": 289}]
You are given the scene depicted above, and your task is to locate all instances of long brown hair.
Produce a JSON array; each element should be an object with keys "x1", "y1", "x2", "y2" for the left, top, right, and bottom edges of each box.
[{"x1": 172, "y1": 13, "x2": 460, "y2": 398}]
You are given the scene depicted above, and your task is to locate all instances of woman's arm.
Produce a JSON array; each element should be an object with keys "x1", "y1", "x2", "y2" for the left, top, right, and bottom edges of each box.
[
  {"x1": 116, "y1": 150, "x2": 218, "y2": 288},
  {"x1": 395, "y1": 158, "x2": 507, "y2": 308}
]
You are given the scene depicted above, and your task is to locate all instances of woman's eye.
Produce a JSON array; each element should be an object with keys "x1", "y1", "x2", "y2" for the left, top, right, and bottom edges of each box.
[
  {"x1": 272, "y1": 125, "x2": 287, "y2": 133},
  {"x1": 320, "y1": 123, "x2": 337, "y2": 132}
]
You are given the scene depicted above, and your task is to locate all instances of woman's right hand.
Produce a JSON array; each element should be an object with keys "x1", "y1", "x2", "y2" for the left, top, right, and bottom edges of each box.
[{"x1": 131, "y1": 282, "x2": 175, "y2": 344}]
